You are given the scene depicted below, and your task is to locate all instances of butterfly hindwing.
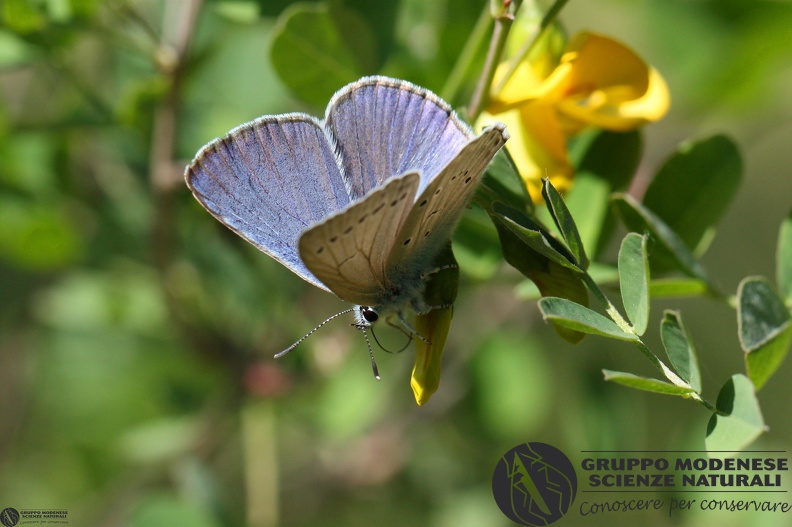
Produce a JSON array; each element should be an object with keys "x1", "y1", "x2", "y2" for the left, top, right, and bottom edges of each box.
[
  {"x1": 325, "y1": 77, "x2": 474, "y2": 199},
  {"x1": 386, "y1": 123, "x2": 509, "y2": 277},
  {"x1": 299, "y1": 172, "x2": 420, "y2": 306},
  {"x1": 185, "y1": 114, "x2": 352, "y2": 292}
]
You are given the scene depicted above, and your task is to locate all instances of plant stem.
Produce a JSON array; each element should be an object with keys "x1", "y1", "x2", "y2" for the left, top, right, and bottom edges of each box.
[
  {"x1": 582, "y1": 273, "x2": 708, "y2": 397},
  {"x1": 633, "y1": 339, "x2": 687, "y2": 388},
  {"x1": 691, "y1": 393, "x2": 720, "y2": 414},
  {"x1": 467, "y1": 1, "x2": 520, "y2": 121},
  {"x1": 582, "y1": 273, "x2": 632, "y2": 333},
  {"x1": 493, "y1": 0, "x2": 570, "y2": 94}
]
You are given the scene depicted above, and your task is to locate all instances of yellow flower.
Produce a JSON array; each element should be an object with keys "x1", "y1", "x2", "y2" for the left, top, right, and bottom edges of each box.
[{"x1": 478, "y1": 32, "x2": 670, "y2": 202}]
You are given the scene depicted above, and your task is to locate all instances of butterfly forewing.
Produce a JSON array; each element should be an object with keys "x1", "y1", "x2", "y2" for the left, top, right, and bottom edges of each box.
[
  {"x1": 386, "y1": 123, "x2": 509, "y2": 276},
  {"x1": 299, "y1": 172, "x2": 420, "y2": 306},
  {"x1": 185, "y1": 115, "x2": 353, "y2": 291},
  {"x1": 325, "y1": 77, "x2": 473, "y2": 199}
]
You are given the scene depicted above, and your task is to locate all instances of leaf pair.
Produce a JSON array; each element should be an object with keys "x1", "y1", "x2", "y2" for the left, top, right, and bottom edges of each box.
[{"x1": 489, "y1": 179, "x2": 590, "y2": 343}]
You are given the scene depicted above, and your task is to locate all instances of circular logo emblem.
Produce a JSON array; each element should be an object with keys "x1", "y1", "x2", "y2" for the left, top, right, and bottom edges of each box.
[
  {"x1": 0, "y1": 508, "x2": 20, "y2": 527},
  {"x1": 492, "y1": 442, "x2": 577, "y2": 526}
]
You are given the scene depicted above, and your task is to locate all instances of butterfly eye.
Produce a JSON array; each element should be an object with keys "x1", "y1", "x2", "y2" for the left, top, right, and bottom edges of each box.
[{"x1": 361, "y1": 307, "x2": 379, "y2": 323}]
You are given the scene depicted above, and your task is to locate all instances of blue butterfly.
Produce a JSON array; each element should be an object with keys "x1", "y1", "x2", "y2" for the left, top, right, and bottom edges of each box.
[{"x1": 186, "y1": 76, "x2": 508, "y2": 374}]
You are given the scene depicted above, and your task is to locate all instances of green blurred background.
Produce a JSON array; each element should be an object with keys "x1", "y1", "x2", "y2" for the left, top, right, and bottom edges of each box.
[{"x1": 1, "y1": 1, "x2": 790, "y2": 526}]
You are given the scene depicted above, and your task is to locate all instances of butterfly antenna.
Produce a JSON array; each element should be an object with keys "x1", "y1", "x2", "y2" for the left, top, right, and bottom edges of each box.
[
  {"x1": 360, "y1": 327, "x2": 381, "y2": 380},
  {"x1": 274, "y1": 308, "x2": 355, "y2": 358}
]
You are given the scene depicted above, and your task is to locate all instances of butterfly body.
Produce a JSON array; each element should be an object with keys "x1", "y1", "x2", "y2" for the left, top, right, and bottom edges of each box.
[{"x1": 186, "y1": 76, "x2": 508, "y2": 348}]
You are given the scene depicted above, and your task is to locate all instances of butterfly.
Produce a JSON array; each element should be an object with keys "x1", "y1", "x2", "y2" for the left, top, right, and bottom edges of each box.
[{"x1": 185, "y1": 76, "x2": 508, "y2": 376}]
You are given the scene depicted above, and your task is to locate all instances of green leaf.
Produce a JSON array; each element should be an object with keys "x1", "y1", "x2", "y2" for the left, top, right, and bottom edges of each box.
[
  {"x1": 649, "y1": 278, "x2": 710, "y2": 297},
  {"x1": 538, "y1": 297, "x2": 637, "y2": 342},
  {"x1": 746, "y1": 324, "x2": 792, "y2": 392},
  {"x1": 644, "y1": 135, "x2": 742, "y2": 257},
  {"x1": 705, "y1": 374, "x2": 767, "y2": 453},
  {"x1": 491, "y1": 204, "x2": 588, "y2": 343},
  {"x1": 660, "y1": 311, "x2": 702, "y2": 393},
  {"x1": 618, "y1": 233, "x2": 650, "y2": 335},
  {"x1": 738, "y1": 277, "x2": 792, "y2": 351},
  {"x1": 516, "y1": 263, "x2": 618, "y2": 301},
  {"x1": 566, "y1": 130, "x2": 642, "y2": 257},
  {"x1": 611, "y1": 193, "x2": 715, "y2": 290},
  {"x1": 603, "y1": 370, "x2": 697, "y2": 397},
  {"x1": 542, "y1": 179, "x2": 588, "y2": 269},
  {"x1": 492, "y1": 202, "x2": 581, "y2": 272},
  {"x1": 269, "y1": 3, "x2": 378, "y2": 106},
  {"x1": 777, "y1": 209, "x2": 792, "y2": 303},
  {"x1": 737, "y1": 277, "x2": 792, "y2": 390}
]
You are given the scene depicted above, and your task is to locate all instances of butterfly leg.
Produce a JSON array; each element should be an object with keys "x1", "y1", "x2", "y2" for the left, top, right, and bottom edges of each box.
[
  {"x1": 385, "y1": 317, "x2": 412, "y2": 338},
  {"x1": 396, "y1": 312, "x2": 432, "y2": 345}
]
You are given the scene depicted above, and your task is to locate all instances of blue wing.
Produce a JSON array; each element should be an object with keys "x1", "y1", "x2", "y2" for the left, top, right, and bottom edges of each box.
[
  {"x1": 185, "y1": 114, "x2": 352, "y2": 291},
  {"x1": 324, "y1": 76, "x2": 475, "y2": 199}
]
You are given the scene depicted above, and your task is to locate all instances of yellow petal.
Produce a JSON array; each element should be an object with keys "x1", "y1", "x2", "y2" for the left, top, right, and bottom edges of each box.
[
  {"x1": 410, "y1": 245, "x2": 458, "y2": 405},
  {"x1": 491, "y1": 10, "x2": 567, "y2": 110},
  {"x1": 489, "y1": 61, "x2": 546, "y2": 112},
  {"x1": 549, "y1": 32, "x2": 670, "y2": 130},
  {"x1": 411, "y1": 306, "x2": 452, "y2": 406},
  {"x1": 478, "y1": 107, "x2": 573, "y2": 203}
]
